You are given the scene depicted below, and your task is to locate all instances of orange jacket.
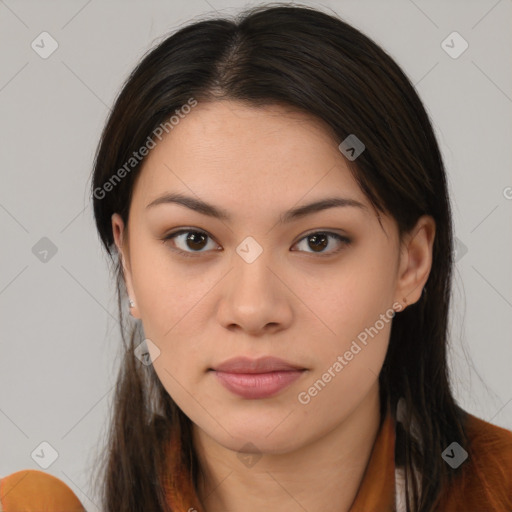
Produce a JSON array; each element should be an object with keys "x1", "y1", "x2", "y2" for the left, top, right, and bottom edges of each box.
[
  {"x1": 2, "y1": 410, "x2": 512, "y2": 511},
  {"x1": 0, "y1": 470, "x2": 85, "y2": 511}
]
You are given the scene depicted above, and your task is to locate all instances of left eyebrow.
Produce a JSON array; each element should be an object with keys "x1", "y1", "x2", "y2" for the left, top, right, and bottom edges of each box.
[{"x1": 145, "y1": 192, "x2": 368, "y2": 224}]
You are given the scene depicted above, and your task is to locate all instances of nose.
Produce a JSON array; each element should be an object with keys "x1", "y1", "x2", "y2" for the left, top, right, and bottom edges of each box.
[{"x1": 216, "y1": 248, "x2": 293, "y2": 336}]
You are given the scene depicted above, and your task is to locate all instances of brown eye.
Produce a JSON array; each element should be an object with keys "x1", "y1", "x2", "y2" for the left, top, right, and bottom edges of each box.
[
  {"x1": 163, "y1": 229, "x2": 220, "y2": 257},
  {"x1": 292, "y1": 232, "x2": 350, "y2": 255},
  {"x1": 182, "y1": 231, "x2": 208, "y2": 250},
  {"x1": 306, "y1": 233, "x2": 328, "y2": 252}
]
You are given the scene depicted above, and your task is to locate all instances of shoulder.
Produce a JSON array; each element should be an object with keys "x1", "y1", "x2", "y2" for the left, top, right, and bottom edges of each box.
[
  {"x1": 439, "y1": 412, "x2": 512, "y2": 510},
  {"x1": 0, "y1": 469, "x2": 85, "y2": 511},
  {"x1": 465, "y1": 412, "x2": 512, "y2": 471}
]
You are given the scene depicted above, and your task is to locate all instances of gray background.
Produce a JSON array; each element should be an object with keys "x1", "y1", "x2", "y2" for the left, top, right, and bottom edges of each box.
[{"x1": 1, "y1": 0, "x2": 511, "y2": 509}]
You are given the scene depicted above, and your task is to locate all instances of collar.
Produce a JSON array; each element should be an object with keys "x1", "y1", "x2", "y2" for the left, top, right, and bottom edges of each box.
[{"x1": 163, "y1": 408, "x2": 397, "y2": 512}]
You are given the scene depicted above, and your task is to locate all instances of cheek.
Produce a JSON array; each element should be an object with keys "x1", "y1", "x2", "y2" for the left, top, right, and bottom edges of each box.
[
  {"x1": 130, "y1": 243, "x2": 210, "y2": 339},
  {"x1": 296, "y1": 258, "x2": 395, "y2": 394},
  {"x1": 128, "y1": 258, "x2": 208, "y2": 404},
  {"x1": 300, "y1": 258, "x2": 394, "y2": 341},
  {"x1": 298, "y1": 310, "x2": 392, "y2": 423}
]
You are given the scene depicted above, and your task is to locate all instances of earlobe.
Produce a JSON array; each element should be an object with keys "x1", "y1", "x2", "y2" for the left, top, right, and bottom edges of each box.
[{"x1": 394, "y1": 215, "x2": 435, "y2": 309}]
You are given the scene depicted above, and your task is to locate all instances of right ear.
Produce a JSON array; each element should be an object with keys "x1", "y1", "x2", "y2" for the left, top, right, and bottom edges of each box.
[{"x1": 111, "y1": 213, "x2": 140, "y2": 319}]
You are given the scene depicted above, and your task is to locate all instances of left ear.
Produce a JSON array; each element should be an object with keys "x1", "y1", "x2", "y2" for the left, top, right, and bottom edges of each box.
[{"x1": 394, "y1": 215, "x2": 436, "y2": 309}]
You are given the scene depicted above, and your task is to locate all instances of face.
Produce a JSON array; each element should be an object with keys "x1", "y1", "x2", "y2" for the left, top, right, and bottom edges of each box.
[{"x1": 112, "y1": 100, "x2": 434, "y2": 455}]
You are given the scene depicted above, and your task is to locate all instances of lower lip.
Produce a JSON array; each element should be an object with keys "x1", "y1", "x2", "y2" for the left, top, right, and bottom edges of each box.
[{"x1": 213, "y1": 370, "x2": 305, "y2": 399}]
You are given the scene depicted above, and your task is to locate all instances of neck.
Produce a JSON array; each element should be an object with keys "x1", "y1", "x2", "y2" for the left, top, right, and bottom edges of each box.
[{"x1": 192, "y1": 383, "x2": 382, "y2": 512}]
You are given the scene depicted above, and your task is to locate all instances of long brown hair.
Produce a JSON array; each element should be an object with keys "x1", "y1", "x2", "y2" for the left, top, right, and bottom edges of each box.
[{"x1": 91, "y1": 4, "x2": 468, "y2": 510}]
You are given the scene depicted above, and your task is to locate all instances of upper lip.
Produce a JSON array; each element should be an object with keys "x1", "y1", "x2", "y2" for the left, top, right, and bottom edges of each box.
[{"x1": 211, "y1": 356, "x2": 305, "y2": 374}]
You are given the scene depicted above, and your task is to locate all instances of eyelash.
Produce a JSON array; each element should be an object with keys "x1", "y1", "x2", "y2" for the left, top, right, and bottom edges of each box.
[{"x1": 161, "y1": 228, "x2": 351, "y2": 258}]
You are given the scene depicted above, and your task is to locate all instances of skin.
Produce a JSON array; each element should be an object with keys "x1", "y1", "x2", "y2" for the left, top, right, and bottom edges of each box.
[{"x1": 112, "y1": 100, "x2": 435, "y2": 512}]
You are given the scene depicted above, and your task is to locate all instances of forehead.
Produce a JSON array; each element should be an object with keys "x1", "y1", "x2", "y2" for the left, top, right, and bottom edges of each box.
[{"x1": 131, "y1": 100, "x2": 369, "y2": 215}]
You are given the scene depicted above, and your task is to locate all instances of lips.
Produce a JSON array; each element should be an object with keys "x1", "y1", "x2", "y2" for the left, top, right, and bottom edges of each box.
[
  {"x1": 210, "y1": 356, "x2": 307, "y2": 399},
  {"x1": 211, "y1": 356, "x2": 305, "y2": 373}
]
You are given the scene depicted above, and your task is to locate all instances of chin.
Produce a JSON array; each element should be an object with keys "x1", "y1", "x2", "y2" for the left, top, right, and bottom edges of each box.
[
  {"x1": 225, "y1": 433, "x2": 302, "y2": 456},
  {"x1": 211, "y1": 420, "x2": 306, "y2": 454}
]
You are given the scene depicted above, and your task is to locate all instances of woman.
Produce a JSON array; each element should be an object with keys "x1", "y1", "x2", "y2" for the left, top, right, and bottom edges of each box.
[{"x1": 2, "y1": 4, "x2": 511, "y2": 511}]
